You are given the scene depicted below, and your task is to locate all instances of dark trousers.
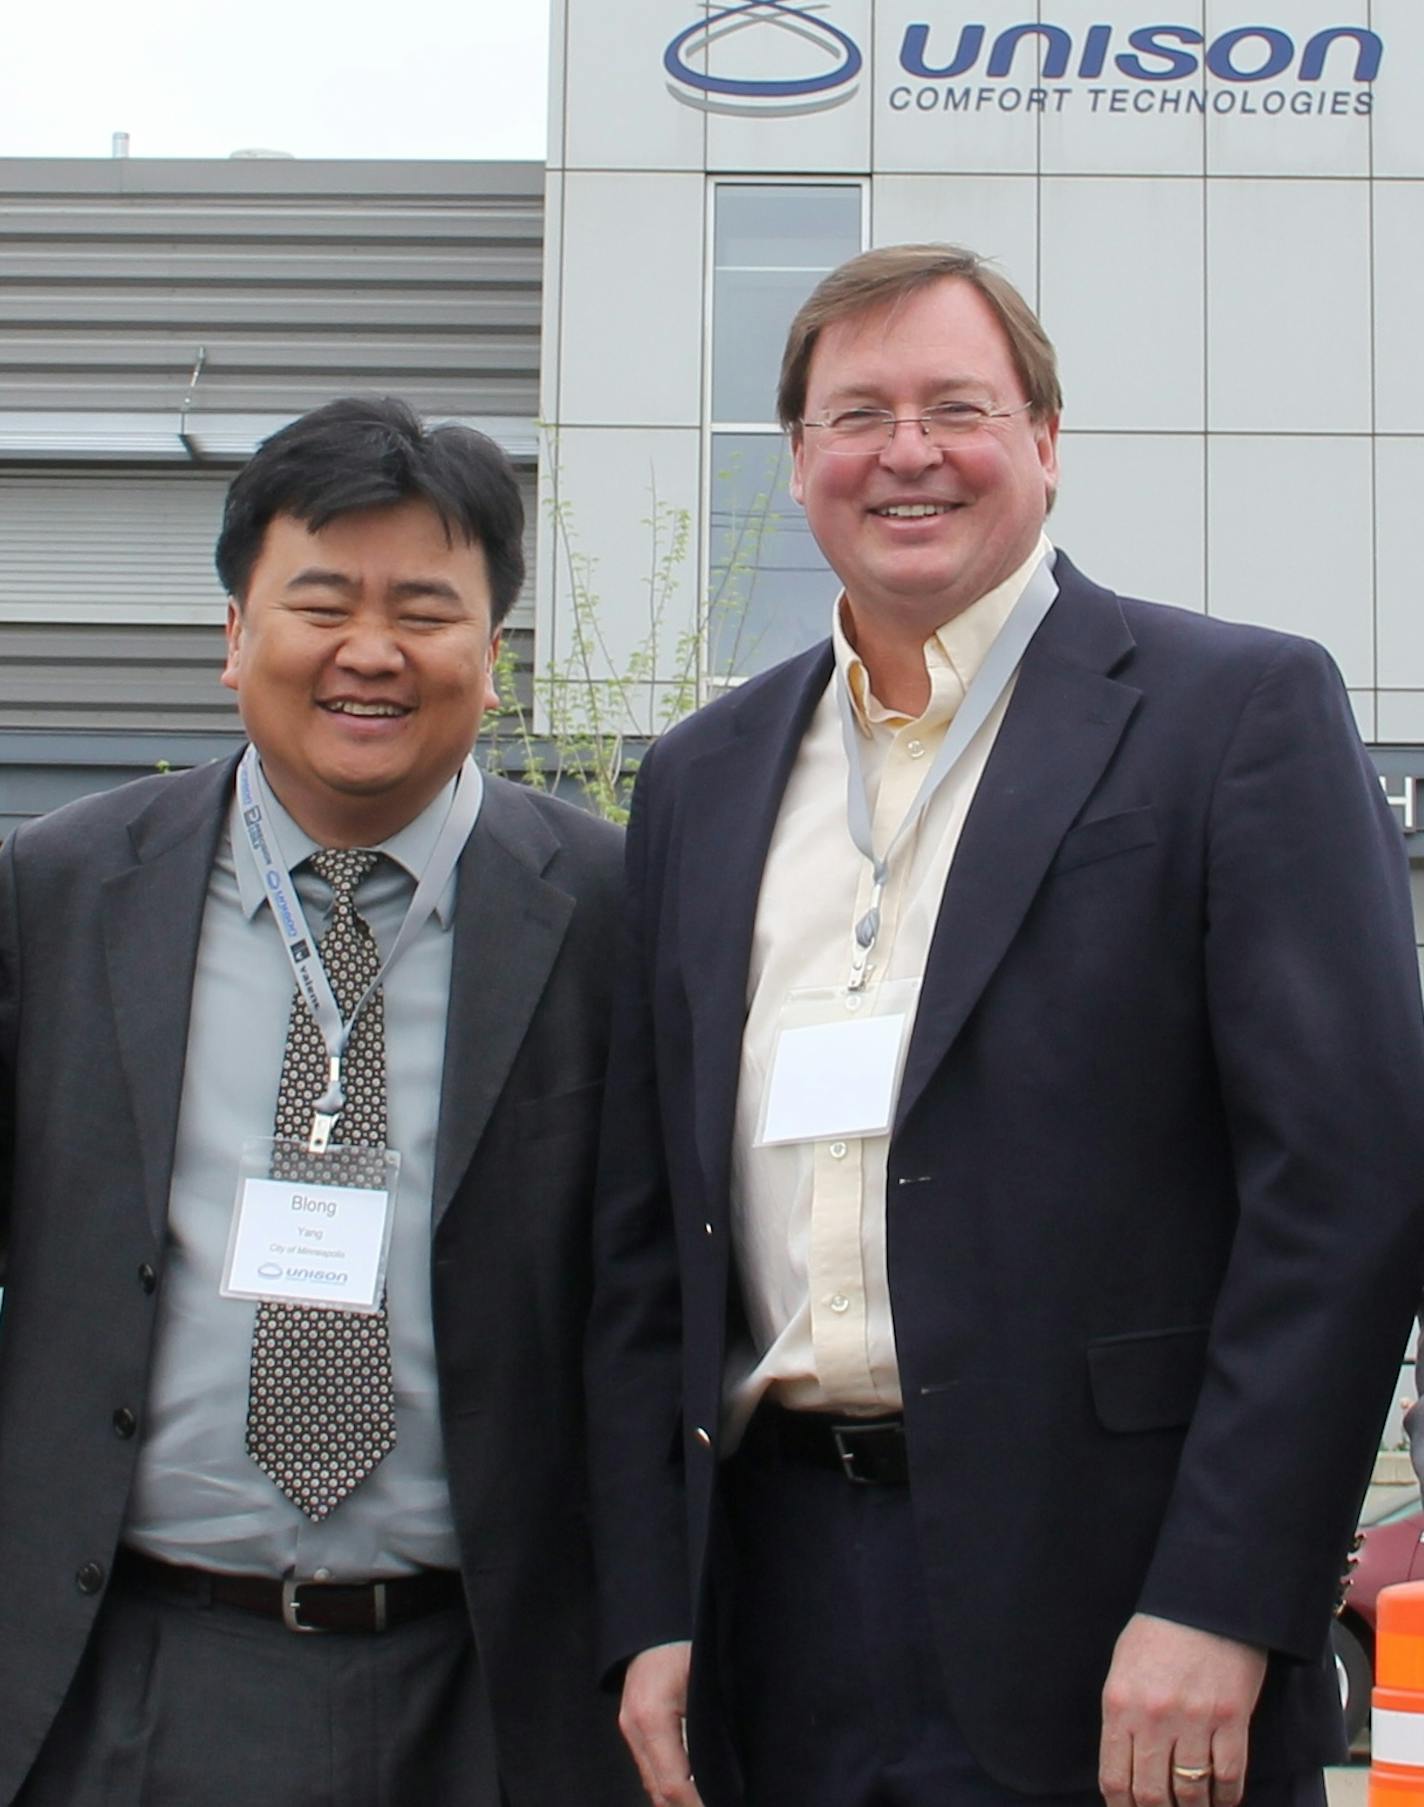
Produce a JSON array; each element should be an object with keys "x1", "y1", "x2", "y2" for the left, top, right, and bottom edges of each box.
[
  {"x1": 720, "y1": 1423, "x2": 1327, "y2": 1807},
  {"x1": 16, "y1": 1560, "x2": 502, "y2": 1807}
]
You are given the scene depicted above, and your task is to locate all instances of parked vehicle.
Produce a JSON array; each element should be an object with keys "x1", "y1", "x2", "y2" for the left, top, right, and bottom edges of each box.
[{"x1": 1335, "y1": 1494, "x2": 1424, "y2": 1747}]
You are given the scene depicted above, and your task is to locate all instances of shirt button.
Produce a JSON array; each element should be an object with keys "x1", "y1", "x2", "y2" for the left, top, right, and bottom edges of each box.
[
  {"x1": 137, "y1": 1263, "x2": 157, "y2": 1294},
  {"x1": 845, "y1": 994, "x2": 863, "y2": 1013},
  {"x1": 906, "y1": 739, "x2": 926, "y2": 759},
  {"x1": 829, "y1": 1294, "x2": 851, "y2": 1315},
  {"x1": 829, "y1": 1141, "x2": 848, "y2": 1160},
  {"x1": 76, "y1": 1561, "x2": 105, "y2": 1596},
  {"x1": 313, "y1": 1567, "x2": 332, "y2": 1582},
  {"x1": 112, "y1": 1407, "x2": 137, "y2": 1439}
]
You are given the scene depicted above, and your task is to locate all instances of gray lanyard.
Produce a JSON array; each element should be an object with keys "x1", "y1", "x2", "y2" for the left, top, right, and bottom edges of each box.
[
  {"x1": 835, "y1": 555, "x2": 1059, "y2": 989},
  {"x1": 235, "y1": 747, "x2": 484, "y2": 1150}
]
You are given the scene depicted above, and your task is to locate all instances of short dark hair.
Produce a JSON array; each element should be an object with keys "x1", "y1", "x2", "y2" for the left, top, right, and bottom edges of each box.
[
  {"x1": 778, "y1": 243, "x2": 1062, "y2": 434},
  {"x1": 215, "y1": 396, "x2": 526, "y2": 627}
]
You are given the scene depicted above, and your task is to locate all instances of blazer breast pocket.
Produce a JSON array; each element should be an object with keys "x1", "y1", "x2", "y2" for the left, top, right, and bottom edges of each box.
[
  {"x1": 515, "y1": 1078, "x2": 604, "y2": 1145},
  {"x1": 1049, "y1": 805, "x2": 1157, "y2": 878},
  {"x1": 1086, "y1": 1324, "x2": 1209, "y2": 1434}
]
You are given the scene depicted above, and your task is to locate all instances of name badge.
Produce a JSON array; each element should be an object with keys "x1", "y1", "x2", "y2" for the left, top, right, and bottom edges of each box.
[
  {"x1": 756, "y1": 978, "x2": 921, "y2": 1147},
  {"x1": 221, "y1": 1139, "x2": 401, "y2": 1312}
]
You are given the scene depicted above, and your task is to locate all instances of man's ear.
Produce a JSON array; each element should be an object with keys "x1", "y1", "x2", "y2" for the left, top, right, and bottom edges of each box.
[
  {"x1": 789, "y1": 430, "x2": 806, "y2": 507},
  {"x1": 220, "y1": 598, "x2": 243, "y2": 693},
  {"x1": 1036, "y1": 411, "x2": 1061, "y2": 505},
  {"x1": 483, "y1": 629, "x2": 502, "y2": 711}
]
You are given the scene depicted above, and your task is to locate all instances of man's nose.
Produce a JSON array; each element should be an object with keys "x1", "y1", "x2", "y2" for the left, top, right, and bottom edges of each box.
[
  {"x1": 878, "y1": 415, "x2": 944, "y2": 476},
  {"x1": 335, "y1": 619, "x2": 404, "y2": 673}
]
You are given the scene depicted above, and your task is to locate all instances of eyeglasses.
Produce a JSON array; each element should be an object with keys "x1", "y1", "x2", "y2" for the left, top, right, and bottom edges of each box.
[{"x1": 800, "y1": 400, "x2": 1034, "y2": 456}]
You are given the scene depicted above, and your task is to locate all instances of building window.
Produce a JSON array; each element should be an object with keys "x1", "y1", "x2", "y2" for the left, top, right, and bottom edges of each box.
[{"x1": 707, "y1": 183, "x2": 863, "y2": 681}]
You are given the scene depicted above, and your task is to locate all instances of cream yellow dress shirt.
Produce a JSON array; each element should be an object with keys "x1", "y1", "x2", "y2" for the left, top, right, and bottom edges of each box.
[{"x1": 724, "y1": 537, "x2": 1051, "y2": 1442}]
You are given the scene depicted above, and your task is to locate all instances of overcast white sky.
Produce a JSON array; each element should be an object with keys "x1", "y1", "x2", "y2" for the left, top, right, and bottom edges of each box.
[{"x1": 0, "y1": 0, "x2": 550, "y2": 161}]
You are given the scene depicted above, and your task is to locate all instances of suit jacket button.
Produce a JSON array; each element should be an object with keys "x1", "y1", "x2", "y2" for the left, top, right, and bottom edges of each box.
[
  {"x1": 112, "y1": 1408, "x2": 137, "y2": 1439},
  {"x1": 694, "y1": 1426, "x2": 712, "y2": 1448},
  {"x1": 75, "y1": 1561, "x2": 105, "y2": 1596},
  {"x1": 137, "y1": 1264, "x2": 157, "y2": 1294}
]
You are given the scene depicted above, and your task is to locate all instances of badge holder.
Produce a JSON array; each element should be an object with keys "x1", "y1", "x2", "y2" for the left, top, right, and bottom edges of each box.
[
  {"x1": 221, "y1": 1139, "x2": 401, "y2": 1314},
  {"x1": 755, "y1": 976, "x2": 922, "y2": 1148}
]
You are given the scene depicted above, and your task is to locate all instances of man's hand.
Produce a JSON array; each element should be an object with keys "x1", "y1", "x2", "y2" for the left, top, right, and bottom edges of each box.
[
  {"x1": 1099, "y1": 1614, "x2": 1268, "y2": 1807},
  {"x1": 620, "y1": 1641, "x2": 704, "y2": 1807}
]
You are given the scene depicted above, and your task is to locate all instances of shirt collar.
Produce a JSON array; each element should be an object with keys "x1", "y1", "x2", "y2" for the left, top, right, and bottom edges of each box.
[
  {"x1": 833, "y1": 534, "x2": 1052, "y2": 735},
  {"x1": 230, "y1": 762, "x2": 461, "y2": 926}
]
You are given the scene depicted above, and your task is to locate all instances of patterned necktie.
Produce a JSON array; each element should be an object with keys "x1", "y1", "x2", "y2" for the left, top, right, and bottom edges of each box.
[{"x1": 246, "y1": 847, "x2": 397, "y2": 1521}]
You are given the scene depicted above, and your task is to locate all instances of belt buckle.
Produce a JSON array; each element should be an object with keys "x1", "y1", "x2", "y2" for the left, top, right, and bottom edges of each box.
[
  {"x1": 831, "y1": 1424, "x2": 877, "y2": 1485},
  {"x1": 280, "y1": 1579, "x2": 388, "y2": 1634},
  {"x1": 281, "y1": 1578, "x2": 325, "y2": 1633}
]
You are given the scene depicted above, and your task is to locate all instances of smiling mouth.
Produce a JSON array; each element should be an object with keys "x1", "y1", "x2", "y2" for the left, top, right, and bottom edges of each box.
[
  {"x1": 872, "y1": 503, "x2": 957, "y2": 518},
  {"x1": 320, "y1": 700, "x2": 411, "y2": 718}
]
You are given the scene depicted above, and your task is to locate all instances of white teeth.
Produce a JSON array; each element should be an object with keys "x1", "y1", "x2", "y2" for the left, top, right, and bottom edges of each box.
[
  {"x1": 877, "y1": 503, "x2": 949, "y2": 517},
  {"x1": 327, "y1": 701, "x2": 404, "y2": 717}
]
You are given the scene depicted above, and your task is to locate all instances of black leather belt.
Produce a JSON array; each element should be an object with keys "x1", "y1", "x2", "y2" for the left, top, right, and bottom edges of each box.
[
  {"x1": 745, "y1": 1404, "x2": 910, "y2": 1486},
  {"x1": 115, "y1": 1547, "x2": 464, "y2": 1634}
]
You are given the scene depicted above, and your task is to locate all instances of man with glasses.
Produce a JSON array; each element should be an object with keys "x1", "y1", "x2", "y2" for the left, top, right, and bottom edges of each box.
[{"x1": 588, "y1": 245, "x2": 1424, "y2": 1807}]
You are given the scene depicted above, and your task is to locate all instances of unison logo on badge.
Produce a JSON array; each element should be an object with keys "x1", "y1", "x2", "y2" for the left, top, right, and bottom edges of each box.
[{"x1": 664, "y1": 1, "x2": 863, "y2": 115}]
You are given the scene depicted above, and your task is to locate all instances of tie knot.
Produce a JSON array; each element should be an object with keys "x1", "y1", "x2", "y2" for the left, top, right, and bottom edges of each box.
[{"x1": 309, "y1": 847, "x2": 378, "y2": 903}]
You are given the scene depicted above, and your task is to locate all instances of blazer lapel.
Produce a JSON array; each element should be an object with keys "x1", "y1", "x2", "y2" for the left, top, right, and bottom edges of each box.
[
  {"x1": 895, "y1": 565, "x2": 1141, "y2": 1133},
  {"x1": 102, "y1": 757, "x2": 237, "y2": 1240},
  {"x1": 678, "y1": 645, "x2": 833, "y2": 1210},
  {"x1": 432, "y1": 781, "x2": 573, "y2": 1230}
]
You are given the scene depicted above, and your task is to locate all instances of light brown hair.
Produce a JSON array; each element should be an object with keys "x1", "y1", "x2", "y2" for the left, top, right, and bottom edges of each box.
[{"x1": 777, "y1": 243, "x2": 1063, "y2": 433}]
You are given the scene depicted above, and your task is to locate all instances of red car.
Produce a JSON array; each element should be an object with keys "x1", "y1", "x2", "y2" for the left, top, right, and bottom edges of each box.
[{"x1": 1334, "y1": 1493, "x2": 1424, "y2": 1746}]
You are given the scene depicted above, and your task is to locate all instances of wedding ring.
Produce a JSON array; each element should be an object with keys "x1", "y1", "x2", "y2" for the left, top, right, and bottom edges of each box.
[{"x1": 1172, "y1": 1765, "x2": 1213, "y2": 1784}]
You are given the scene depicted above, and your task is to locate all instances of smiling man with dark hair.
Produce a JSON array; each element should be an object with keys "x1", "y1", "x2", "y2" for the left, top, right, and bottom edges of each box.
[{"x1": 0, "y1": 397, "x2": 638, "y2": 1807}]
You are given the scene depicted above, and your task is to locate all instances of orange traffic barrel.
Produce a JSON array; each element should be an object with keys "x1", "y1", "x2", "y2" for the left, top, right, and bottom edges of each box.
[{"x1": 1372, "y1": 1582, "x2": 1424, "y2": 1805}]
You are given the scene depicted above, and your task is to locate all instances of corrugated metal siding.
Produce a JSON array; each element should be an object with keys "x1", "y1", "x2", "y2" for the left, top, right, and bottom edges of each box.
[
  {"x1": 0, "y1": 623, "x2": 235, "y2": 731},
  {"x1": 0, "y1": 472, "x2": 229, "y2": 623},
  {"x1": 0, "y1": 159, "x2": 543, "y2": 419}
]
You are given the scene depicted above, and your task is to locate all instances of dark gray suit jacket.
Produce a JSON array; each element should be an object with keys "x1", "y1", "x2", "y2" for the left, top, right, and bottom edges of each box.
[{"x1": 0, "y1": 754, "x2": 638, "y2": 1807}]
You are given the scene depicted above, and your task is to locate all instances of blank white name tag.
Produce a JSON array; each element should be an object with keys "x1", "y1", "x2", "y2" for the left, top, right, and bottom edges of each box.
[
  {"x1": 221, "y1": 1141, "x2": 400, "y2": 1312},
  {"x1": 757, "y1": 980, "x2": 920, "y2": 1147}
]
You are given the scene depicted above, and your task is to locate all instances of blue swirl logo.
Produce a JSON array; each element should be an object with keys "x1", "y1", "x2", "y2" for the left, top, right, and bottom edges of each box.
[{"x1": 665, "y1": 3, "x2": 863, "y2": 115}]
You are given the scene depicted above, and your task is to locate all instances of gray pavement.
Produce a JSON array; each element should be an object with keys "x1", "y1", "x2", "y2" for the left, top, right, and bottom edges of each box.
[{"x1": 1325, "y1": 1764, "x2": 1367, "y2": 1807}]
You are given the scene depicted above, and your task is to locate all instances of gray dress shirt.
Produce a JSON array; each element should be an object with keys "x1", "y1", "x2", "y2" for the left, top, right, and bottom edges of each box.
[{"x1": 123, "y1": 771, "x2": 461, "y2": 1580}]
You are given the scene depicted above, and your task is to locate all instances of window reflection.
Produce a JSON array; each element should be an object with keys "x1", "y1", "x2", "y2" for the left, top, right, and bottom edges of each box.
[
  {"x1": 708, "y1": 184, "x2": 862, "y2": 678},
  {"x1": 708, "y1": 435, "x2": 836, "y2": 680},
  {"x1": 712, "y1": 186, "x2": 863, "y2": 424}
]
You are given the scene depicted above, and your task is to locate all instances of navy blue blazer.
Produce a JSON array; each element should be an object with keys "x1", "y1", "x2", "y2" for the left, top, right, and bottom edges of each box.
[{"x1": 587, "y1": 552, "x2": 1424, "y2": 1797}]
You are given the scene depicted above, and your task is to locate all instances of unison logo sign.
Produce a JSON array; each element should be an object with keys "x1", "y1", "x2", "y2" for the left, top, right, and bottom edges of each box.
[
  {"x1": 662, "y1": 11, "x2": 1384, "y2": 121},
  {"x1": 665, "y1": 2, "x2": 863, "y2": 115},
  {"x1": 893, "y1": 20, "x2": 1381, "y2": 116}
]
